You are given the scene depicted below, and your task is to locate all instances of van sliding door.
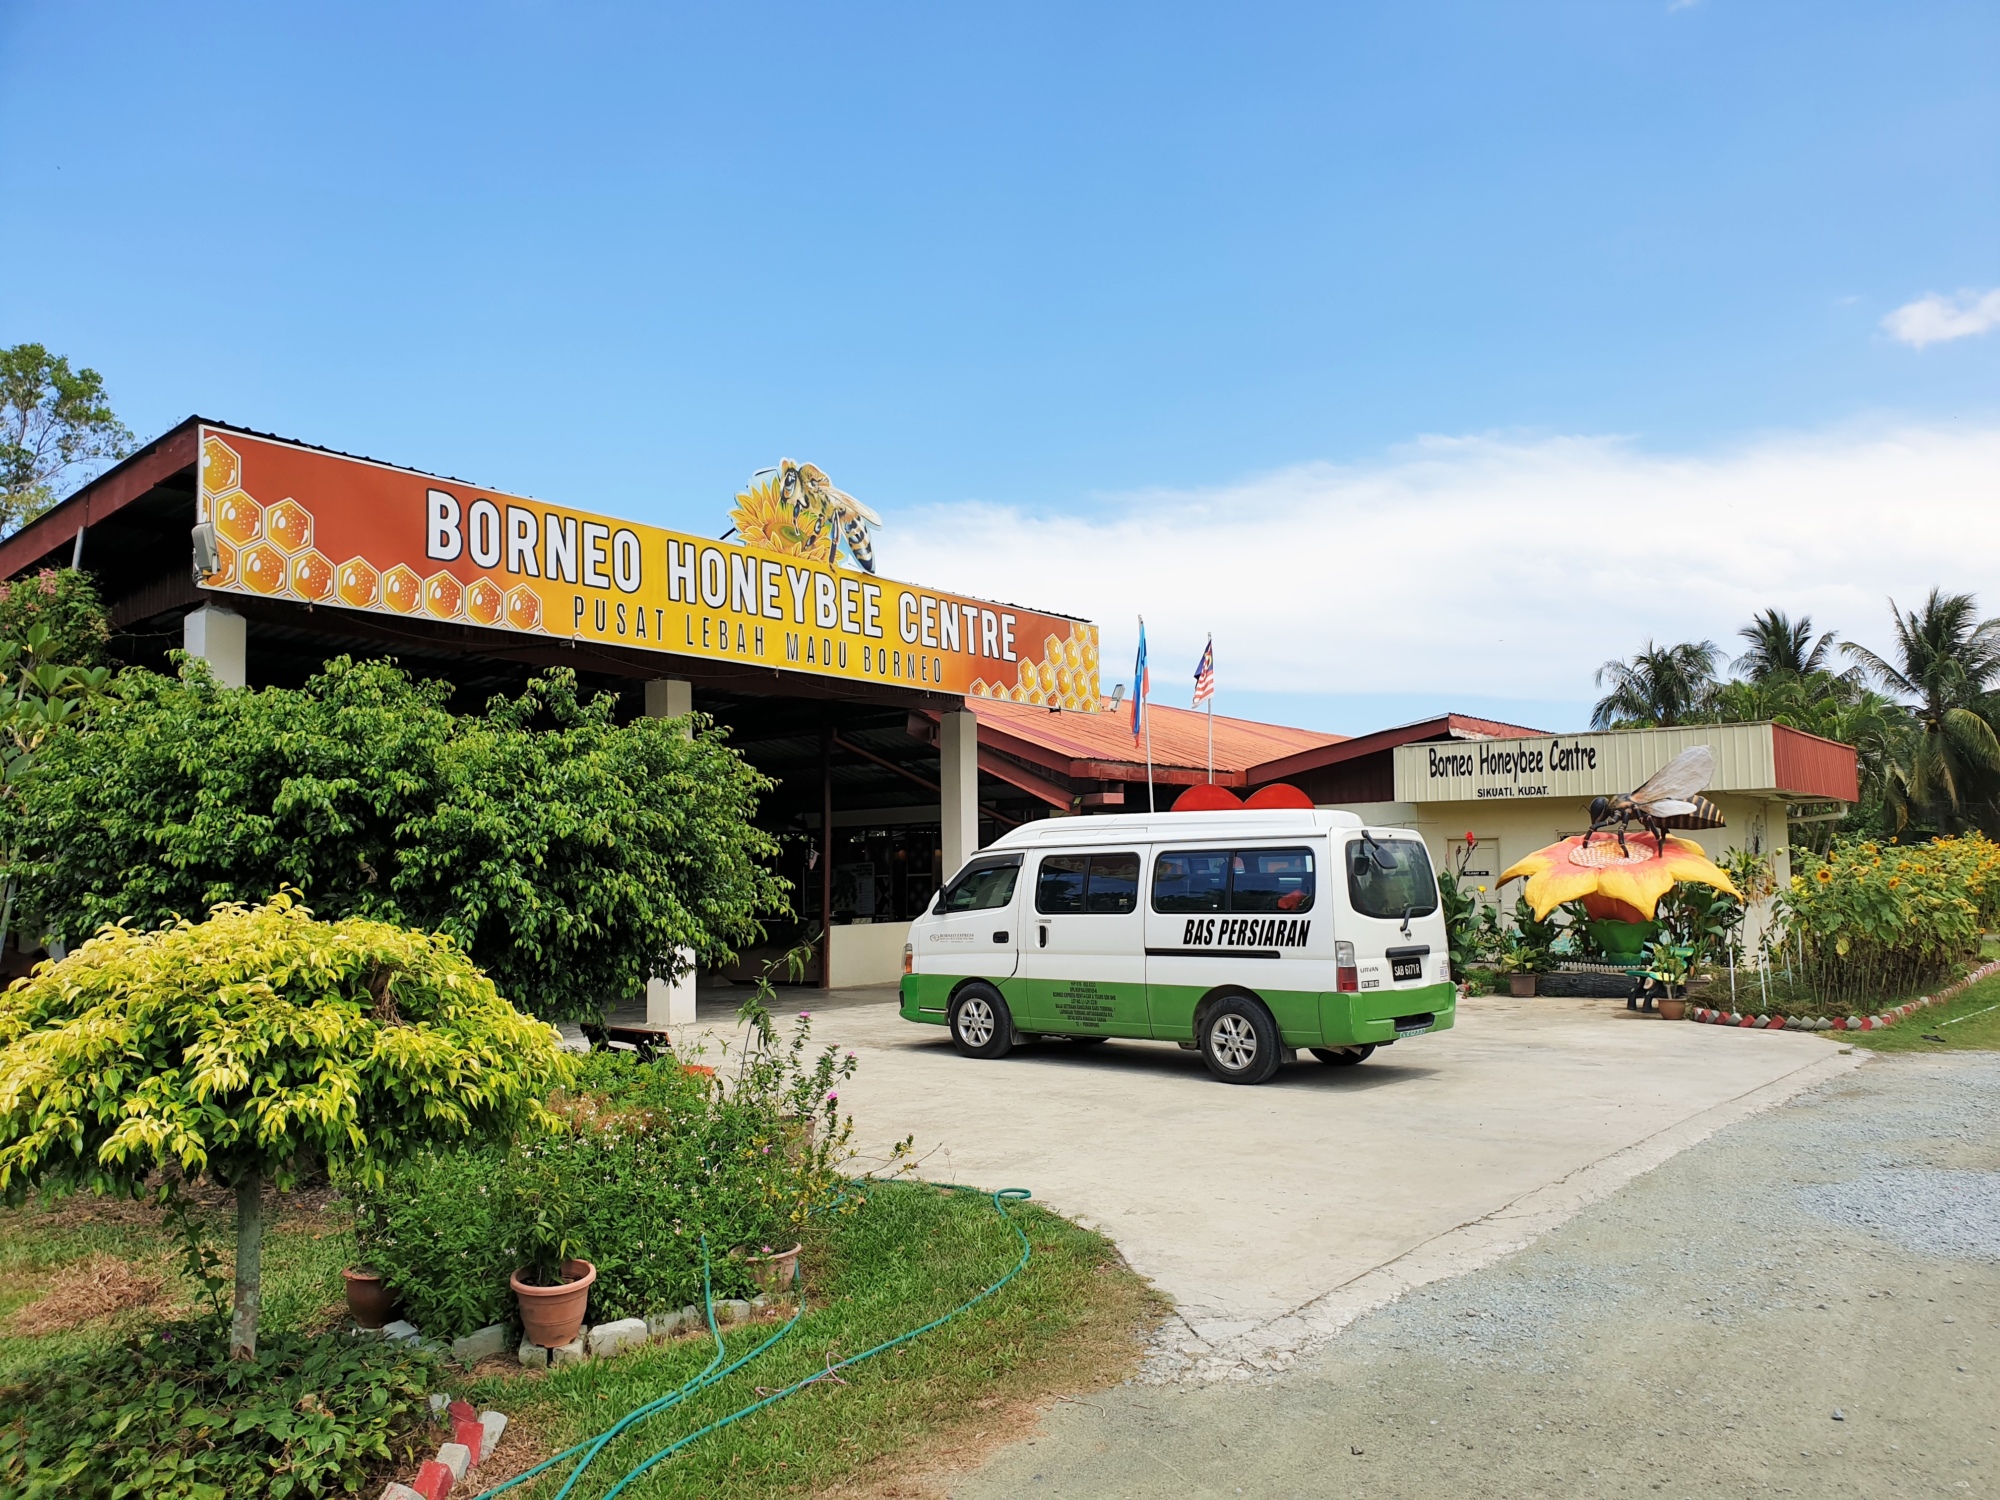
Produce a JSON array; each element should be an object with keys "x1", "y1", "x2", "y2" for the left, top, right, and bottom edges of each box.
[{"x1": 1018, "y1": 851, "x2": 1150, "y2": 1036}]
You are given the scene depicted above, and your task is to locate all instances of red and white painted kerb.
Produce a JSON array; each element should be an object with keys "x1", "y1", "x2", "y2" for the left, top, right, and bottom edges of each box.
[
  {"x1": 1688, "y1": 959, "x2": 2000, "y2": 1034},
  {"x1": 379, "y1": 1397, "x2": 509, "y2": 1500}
]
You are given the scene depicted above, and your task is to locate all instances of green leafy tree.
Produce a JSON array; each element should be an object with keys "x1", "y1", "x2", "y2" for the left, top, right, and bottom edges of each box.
[
  {"x1": 0, "y1": 568, "x2": 111, "y2": 668},
  {"x1": 1591, "y1": 639, "x2": 1721, "y2": 728},
  {"x1": 1841, "y1": 589, "x2": 2000, "y2": 830},
  {"x1": 7, "y1": 657, "x2": 790, "y2": 1018},
  {"x1": 0, "y1": 892, "x2": 569, "y2": 1358},
  {"x1": 0, "y1": 343, "x2": 135, "y2": 536}
]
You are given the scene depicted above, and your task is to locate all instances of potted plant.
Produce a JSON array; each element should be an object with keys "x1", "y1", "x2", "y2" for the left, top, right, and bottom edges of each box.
[
  {"x1": 509, "y1": 1182, "x2": 596, "y2": 1348},
  {"x1": 1643, "y1": 939, "x2": 1695, "y2": 1020},
  {"x1": 742, "y1": 1242, "x2": 803, "y2": 1295},
  {"x1": 1493, "y1": 934, "x2": 1551, "y2": 997}
]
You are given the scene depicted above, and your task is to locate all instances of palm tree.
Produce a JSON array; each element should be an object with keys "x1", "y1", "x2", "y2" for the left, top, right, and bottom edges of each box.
[
  {"x1": 1733, "y1": 608, "x2": 1839, "y2": 682},
  {"x1": 1842, "y1": 589, "x2": 2000, "y2": 827},
  {"x1": 1592, "y1": 640, "x2": 1722, "y2": 729}
]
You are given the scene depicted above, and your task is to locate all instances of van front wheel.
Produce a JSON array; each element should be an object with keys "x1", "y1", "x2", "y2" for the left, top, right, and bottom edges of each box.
[
  {"x1": 1199, "y1": 997, "x2": 1281, "y2": 1085},
  {"x1": 949, "y1": 984, "x2": 1015, "y2": 1060}
]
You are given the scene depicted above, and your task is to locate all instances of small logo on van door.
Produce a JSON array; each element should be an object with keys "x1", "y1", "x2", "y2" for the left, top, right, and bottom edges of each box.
[
  {"x1": 1180, "y1": 918, "x2": 1311, "y2": 949},
  {"x1": 929, "y1": 932, "x2": 975, "y2": 945}
]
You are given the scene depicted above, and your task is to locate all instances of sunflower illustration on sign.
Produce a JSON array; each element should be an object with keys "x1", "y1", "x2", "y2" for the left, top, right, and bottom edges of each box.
[{"x1": 729, "y1": 459, "x2": 882, "y2": 573}]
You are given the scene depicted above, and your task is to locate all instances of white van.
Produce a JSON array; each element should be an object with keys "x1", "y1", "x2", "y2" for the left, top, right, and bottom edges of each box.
[{"x1": 899, "y1": 808, "x2": 1454, "y2": 1084}]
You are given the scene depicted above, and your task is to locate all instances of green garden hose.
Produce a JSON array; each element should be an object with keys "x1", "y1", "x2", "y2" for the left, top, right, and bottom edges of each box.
[{"x1": 470, "y1": 1185, "x2": 1033, "y2": 1500}]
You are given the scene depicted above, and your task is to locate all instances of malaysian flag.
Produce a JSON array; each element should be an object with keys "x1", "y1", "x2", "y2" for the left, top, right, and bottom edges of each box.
[{"x1": 1193, "y1": 637, "x2": 1215, "y2": 706}]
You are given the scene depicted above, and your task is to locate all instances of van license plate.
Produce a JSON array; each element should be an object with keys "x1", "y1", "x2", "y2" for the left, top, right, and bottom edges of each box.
[{"x1": 1390, "y1": 957, "x2": 1423, "y2": 981}]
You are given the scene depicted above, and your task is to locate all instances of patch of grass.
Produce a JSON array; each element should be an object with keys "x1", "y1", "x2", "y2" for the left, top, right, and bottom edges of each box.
[
  {"x1": 467, "y1": 1180, "x2": 1166, "y2": 1500},
  {"x1": 1846, "y1": 970, "x2": 2000, "y2": 1053},
  {"x1": 0, "y1": 1186, "x2": 354, "y2": 1380}
]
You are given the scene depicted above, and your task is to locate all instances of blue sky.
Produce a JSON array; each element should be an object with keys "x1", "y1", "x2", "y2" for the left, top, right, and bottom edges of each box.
[{"x1": 4, "y1": 2, "x2": 1997, "y2": 732}]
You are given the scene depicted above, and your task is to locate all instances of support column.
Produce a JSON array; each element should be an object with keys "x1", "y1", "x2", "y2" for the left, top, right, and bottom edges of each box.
[
  {"x1": 183, "y1": 604, "x2": 246, "y2": 688},
  {"x1": 820, "y1": 724, "x2": 834, "y2": 990},
  {"x1": 643, "y1": 677, "x2": 697, "y2": 1027},
  {"x1": 940, "y1": 708, "x2": 980, "y2": 883}
]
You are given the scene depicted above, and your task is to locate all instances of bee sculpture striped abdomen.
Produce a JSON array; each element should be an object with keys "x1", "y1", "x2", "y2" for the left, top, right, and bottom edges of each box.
[{"x1": 1583, "y1": 745, "x2": 1720, "y2": 857}]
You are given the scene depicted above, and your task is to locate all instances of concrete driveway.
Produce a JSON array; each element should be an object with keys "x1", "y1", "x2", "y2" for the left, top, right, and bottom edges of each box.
[{"x1": 680, "y1": 987, "x2": 1859, "y2": 1380}]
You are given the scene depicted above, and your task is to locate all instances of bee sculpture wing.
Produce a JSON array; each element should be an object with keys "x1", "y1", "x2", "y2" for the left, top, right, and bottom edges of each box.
[
  {"x1": 1627, "y1": 745, "x2": 1716, "y2": 809},
  {"x1": 826, "y1": 487, "x2": 882, "y2": 527}
]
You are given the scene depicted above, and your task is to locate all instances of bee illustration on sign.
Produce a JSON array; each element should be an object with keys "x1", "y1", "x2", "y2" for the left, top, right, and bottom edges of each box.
[
  {"x1": 727, "y1": 459, "x2": 882, "y2": 574},
  {"x1": 1583, "y1": 744, "x2": 1726, "y2": 856}
]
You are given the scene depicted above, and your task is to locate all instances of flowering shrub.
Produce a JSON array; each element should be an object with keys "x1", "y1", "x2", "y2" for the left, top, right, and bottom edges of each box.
[
  {"x1": 1777, "y1": 834, "x2": 2000, "y2": 1007},
  {"x1": 355, "y1": 1011, "x2": 861, "y2": 1338}
]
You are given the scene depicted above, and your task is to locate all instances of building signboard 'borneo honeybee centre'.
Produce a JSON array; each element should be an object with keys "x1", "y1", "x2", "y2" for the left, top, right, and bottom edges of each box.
[{"x1": 191, "y1": 425, "x2": 1102, "y2": 708}]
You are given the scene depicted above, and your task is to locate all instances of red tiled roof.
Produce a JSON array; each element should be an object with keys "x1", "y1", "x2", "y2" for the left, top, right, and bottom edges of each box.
[
  {"x1": 1244, "y1": 712, "x2": 1548, "y2": 784},
  {"x1": 960, "y1": 695, "x2": 1344, "y2": 787}
]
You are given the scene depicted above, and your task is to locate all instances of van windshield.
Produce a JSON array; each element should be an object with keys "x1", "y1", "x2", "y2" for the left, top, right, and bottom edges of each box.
[
  {"x1": 1346, "y1": 838, "x2": 1439, "y2": 920},
  {"x1": 937, "y1": 857, "x2": 1021, "y2": 913}
]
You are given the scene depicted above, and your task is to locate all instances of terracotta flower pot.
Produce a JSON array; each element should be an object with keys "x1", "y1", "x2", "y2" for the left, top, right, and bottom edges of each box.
[
  {"x1": 512, "y1": 1259, "x2": 597, "y2": 1348},
  {"x1": 1508, "y1": 973, "x2": 1539, "y2": 998},
  {"x1": 1658, "y1": 996, "x2": 1688, "y2": 1021},
  {"x1": 744, "y1": 1243, "x2": 803, "y2": 1295},
  {"x1": 342, "y1": 1266, "x2": 394, "y2": 1329}
]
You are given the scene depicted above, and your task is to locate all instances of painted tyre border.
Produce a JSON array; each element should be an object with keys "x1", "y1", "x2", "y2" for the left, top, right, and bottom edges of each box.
[{"x1": 1687, "y1": 958, "x2": 2000, "y2": 1033}]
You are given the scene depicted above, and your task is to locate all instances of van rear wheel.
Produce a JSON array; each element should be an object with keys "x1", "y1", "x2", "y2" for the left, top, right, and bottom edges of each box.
[
  {"x1": 949, "y1": 984, "x2": 1015, "y2": 1060},
  {"x1": 1310, "y1": 1045, "x2": 1375, "y2": 1066},
  {"x1": 1199, "y1": 996, "x2": 1282, "y2": 1085}
]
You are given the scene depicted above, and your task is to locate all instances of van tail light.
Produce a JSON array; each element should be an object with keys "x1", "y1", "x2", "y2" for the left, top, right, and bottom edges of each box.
[
  {"x1": 1336, "y1": 940, "x2": 1358, "y2": 993},
  {"x1": 903, "y1": 943, "x2": 914, "y2": 976}
]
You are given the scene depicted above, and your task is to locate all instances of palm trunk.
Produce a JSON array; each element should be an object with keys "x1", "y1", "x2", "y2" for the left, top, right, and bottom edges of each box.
[{"x1": 230, "y1": 1172, "x2": 263, "y2": 1360}]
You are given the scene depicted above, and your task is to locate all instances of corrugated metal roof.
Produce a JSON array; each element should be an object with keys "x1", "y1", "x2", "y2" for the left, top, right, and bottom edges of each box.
[{"x1": 965, "y1": 695, "x2": 1343, "y2": 780}]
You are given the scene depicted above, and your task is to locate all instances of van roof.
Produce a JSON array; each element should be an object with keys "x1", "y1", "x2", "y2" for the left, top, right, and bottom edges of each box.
[{"x1": 986, "y1": 808, "x2": 1368, "y2": 850}]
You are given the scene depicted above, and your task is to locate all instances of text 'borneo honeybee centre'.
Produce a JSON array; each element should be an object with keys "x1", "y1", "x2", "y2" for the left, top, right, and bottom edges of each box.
[{"x1": 191, "y1": 426, "x2": 1102, "y2": 709}]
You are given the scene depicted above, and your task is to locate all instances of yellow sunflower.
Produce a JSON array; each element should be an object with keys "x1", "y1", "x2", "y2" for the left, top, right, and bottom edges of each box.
[
  {"x1": 730, "y1": 477, "x2": 829, "y2": 560},
  {"x1": 1500, "y1": 832, "x2": 1742, "y2": 922}
]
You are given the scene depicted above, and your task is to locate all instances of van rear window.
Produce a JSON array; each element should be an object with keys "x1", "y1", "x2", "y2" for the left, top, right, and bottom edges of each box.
[
  {"x1": 1346, "y1": 839, "x2": 1439, "y2": 920},
  {"x1": 1036, "y1": 852, "x2": 1141, "y2": 914},
  {"x1": 1153, "y1": 847, "x2": 1315, "y2": 914}
]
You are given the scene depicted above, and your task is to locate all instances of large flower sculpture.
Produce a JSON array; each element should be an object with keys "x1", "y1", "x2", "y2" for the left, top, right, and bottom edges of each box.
[{"x1": 1500, "y1": 832, "x2": 1741, "y2": 923}]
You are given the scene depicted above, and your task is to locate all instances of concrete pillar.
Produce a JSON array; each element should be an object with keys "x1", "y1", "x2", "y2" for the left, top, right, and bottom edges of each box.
[
  {"x1": 643, "y1": 677, "x2": 692, "y2": 721},
  {"x1": 940, "y1": 708, "x2": 980, "y2": 882},
  {"x1": 643, "y1": 677, "x2": 698, "y2": 1027},
  {"x1": 183, "y1": 605, "x2": 246, "y2": 688}
]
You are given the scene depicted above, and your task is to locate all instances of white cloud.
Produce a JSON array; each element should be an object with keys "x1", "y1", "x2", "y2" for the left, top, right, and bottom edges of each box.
[
  {"x1": 887, "y1": 424, "x2": 2000, "y2": 709},
  {"x1": 1883, "y1": 288, "x2": 2000, "y2": 348}
]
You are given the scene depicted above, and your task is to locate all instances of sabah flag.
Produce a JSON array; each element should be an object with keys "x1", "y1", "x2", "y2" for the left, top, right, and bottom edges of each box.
[{"x1": 1132, "y1": 619, "x2": 1149, "y2": 739}]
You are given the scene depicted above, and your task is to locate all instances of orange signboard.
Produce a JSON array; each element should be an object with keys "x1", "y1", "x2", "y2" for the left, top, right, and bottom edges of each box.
[{"x1": 194, "y1": 426, "x2": 1100, "y2": 708}]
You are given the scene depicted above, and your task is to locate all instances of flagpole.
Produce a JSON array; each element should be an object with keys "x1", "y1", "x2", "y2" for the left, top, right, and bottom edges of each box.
[
  {"x1": 1141, "y1": 615, "x2": 1155, "y2": 813},
  {"x1": 1207, "y1": 696, "x2": 1213, "y2": 784}
]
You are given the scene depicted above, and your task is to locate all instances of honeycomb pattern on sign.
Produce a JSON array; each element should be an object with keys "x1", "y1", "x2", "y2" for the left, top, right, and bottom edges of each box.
[
  {"x1": 505, "y1": 586, "x2": 544, "y2": 632},
  {"x1": 967, "y1": 622, "x2": 1101, "y2": 710},
  {"x1": 266, "y1": 499, "x2": 312, "y2": 555},
  {"x1": 200, "y1": 435, "x2": 241, "y2": 505},
  {"x1": 240, "y1": 543, "x2": 289, "y2": 596},
  {"x1": 207, "y1": 537, "x2": 238, "y2": 589},
  {"x1": 337, "y1": 558, "x2": 380, "y2": 609},
  {"x1": 212, "y1": 491, "x2": 263, "y2": 547},
  {"x1": 424, "y1": 571, "x2": 465, "y2": 621},
  {"x1": 291, "y1": 549, "x2": 335, "y2": 603},
  {"x1": 383, "y1": 565, "x2": 423, "y2": 614},
  {"x1": 465, "y1": 577, "x2": 505, "y2": 627},
  {"x1": 193, "y1": 444, "x2": 547, "y2": 634}
]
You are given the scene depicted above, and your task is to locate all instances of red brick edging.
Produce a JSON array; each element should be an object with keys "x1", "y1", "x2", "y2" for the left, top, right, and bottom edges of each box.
[
  {"x1": 1688, "y1": 959, "x2": 2000, "y2": 1033},
  {"x1": 380, "y1": 1397, "x2": 510, "y2": 1500}
]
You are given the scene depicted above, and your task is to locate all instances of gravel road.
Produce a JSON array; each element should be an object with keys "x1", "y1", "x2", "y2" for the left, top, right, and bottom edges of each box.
[{"x1": 946, "y1": 1053, "x2": 2000, "y2": 1498}]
